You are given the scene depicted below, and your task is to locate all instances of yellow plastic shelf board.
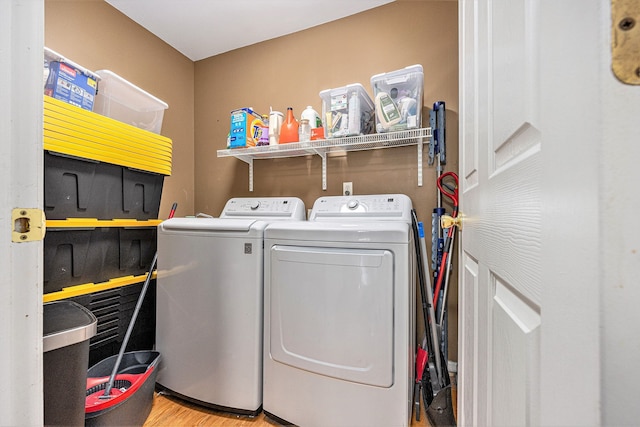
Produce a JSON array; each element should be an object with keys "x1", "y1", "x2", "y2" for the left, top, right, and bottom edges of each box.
[
  {"x1": 46, "y1": 218, "x2": 162, "y2": 228},
  {"x1": 44, "y1": 96, "x2": 172, "y2": 175},
  {"x1": 43, "y1": 272, "x2": 157, "y2": 302}
]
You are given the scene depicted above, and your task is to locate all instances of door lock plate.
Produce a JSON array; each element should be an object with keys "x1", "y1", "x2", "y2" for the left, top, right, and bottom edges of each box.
[
  {"x1": 12, "y1": 208, "x2": 46, "y2": 242},
  {"x1": 612, "y1": 0, "x2": 640, "y2": 84}
]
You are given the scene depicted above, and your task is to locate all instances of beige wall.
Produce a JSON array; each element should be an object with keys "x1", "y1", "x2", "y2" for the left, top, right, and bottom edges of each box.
[
  {"x1": 194, "y1": 1, "x2": 459, "y2": 358},
  {"x1": 45, "y1": 0, "x2": 195, "y2": 218},
  {"x1": 194, "y1": 1, "x2": 458, "y2": 217}
]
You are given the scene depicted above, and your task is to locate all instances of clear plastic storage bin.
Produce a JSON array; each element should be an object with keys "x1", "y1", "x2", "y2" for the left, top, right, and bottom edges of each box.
[
  {"x1": 370, "y1": 64, "x2": 424, "y2": 133},
  {"x1": 319, "y1": 83, "x2": 375, "y2": 138},
  {"x1": 93, "y1": 70, "x2": 168, "y2": 134}
]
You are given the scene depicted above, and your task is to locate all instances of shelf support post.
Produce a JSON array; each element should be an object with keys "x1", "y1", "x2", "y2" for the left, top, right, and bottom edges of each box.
[
  {"x1": 320, "y1": 152, "x2": 327, "y2": 190},
  {"x1": 418, "y1": 137, "x2": 424, "y2": 187},
  {"x1": 233, "y1": 155, "x2": 255, "y2": 191}
]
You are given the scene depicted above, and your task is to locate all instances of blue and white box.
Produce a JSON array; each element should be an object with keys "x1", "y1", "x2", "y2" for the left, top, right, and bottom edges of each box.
[{"x1": 44, "y1": 48, "x2": 99, "y2": 112}]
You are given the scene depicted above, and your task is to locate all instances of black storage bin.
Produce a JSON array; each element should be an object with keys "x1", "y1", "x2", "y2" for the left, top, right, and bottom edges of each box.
[
  {"x1": 44, "y1": 226, "x2": 157, "y2": 293},
  {"x1": 43, "y1": 300, "x2": 97, "y2": 427},
  {"x1": 44, "y1": 151, "x2": 164, "y2": 220},
  {"x1": 69, "y1": 282, "x2": 156, "y2": 367}
]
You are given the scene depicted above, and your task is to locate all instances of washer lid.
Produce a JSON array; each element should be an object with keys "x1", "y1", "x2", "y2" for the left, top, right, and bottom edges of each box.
[
  {"x1": 265, "y1": 221, "x2": 410, "y2": 243},
  {"x1": 159, "y1": 217, "x2": 258, "y2": 232}
]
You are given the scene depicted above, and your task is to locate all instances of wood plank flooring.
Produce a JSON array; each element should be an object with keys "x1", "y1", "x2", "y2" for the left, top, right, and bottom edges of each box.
[
  {"x1": 142, "y1": 386, "x2": 455, "y2": 426},
  {"x1": 143, "y1": 393, "x2": 279, "y2": 426},
  {"x1": 143, "y1": 393, "x2": 278, "y2": 426}
]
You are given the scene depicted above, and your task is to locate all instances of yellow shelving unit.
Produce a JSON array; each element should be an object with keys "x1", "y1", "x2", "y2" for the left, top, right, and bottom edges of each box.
[
  {"x1": 43, "y1": 98, "x2": 172, "y2": 300},
  {"x1": 44, "y1": 96, "x2": 172, "y2": 175}
]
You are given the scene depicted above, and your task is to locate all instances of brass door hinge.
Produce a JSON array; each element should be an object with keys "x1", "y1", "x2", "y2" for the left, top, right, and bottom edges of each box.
[
  {"x1": 12, "y1": 208, "x2": 46, "y2": 242},
  {"x1": 612, "y1": 0, "x2": 640, "y2": 84}
]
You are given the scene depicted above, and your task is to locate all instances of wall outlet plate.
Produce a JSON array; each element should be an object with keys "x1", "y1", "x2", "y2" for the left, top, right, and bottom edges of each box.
[{"x1": 343, "y1": 182, "x2": 353, "y2": 196}]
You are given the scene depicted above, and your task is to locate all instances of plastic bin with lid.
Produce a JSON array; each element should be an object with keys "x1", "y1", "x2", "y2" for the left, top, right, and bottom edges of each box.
[
  {"x1": 370, "y1": 64, "x2": 424, "y2": 133},
  {"x1": 319, "y1": 83, "x2": 375, "y2": 138},
  {"x1": 93, "y1": 70, "x2": 168, "y2": 134}
]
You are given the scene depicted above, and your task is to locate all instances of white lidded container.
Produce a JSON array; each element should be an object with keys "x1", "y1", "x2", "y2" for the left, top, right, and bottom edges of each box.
[
  {"x1": 94, "y1": 70, "x2": 168, "y2": 134},
  {"x1": 319, "y1": 83, "x2": 375, "y2": 138},
  {"x1": 370, "y1": 64, "x2": 424, "y2": 133}
]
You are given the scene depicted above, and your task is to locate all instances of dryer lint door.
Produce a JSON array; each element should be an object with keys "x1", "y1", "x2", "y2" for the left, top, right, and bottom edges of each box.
[{"x1": 269, "y1": 245, "x2": 394, "y2": 388}]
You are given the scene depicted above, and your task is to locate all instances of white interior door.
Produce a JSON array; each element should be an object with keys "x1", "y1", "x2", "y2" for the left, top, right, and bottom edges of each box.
[
  {"x1": 459, "y1": 1, "x2": 602, "y2": 425},
  {"x1": 0, "y1": 0, "x2": 44, "y2": 424}
]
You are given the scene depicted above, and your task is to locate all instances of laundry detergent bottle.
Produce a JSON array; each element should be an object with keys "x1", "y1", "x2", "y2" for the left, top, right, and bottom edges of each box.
[{"x1": 279, "y1": 107, "x2": 299, "y2": 143}]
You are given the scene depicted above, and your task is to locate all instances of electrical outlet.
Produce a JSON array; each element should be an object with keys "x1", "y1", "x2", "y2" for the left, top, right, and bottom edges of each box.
[{"x1": 343, "y1": 182, "x2": 353, "y2": 196}]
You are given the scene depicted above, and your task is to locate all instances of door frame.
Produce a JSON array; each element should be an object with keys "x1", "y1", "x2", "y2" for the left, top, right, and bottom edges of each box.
[{"x1": 0, "y1": 0, "x2": 45, "y2": 424}]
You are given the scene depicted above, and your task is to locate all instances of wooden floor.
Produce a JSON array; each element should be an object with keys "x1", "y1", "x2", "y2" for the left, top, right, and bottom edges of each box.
[
  {"x1": 143, "y1": 393, "x2": 280, "y2": 426},
  {"x1": 143, "y1": 385, "x2": 456, "y2": 426}
]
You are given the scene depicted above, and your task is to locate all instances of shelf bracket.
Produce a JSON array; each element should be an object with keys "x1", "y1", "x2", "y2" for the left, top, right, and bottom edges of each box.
[
  {"x1": 308, "y1": 146, "x2": 329, "y2": 190},
  {"x1": 418, "y1": 137, "x2": 424, "y2": 187},
  {"x1": 320, "y1": 151, "x2": 327, "y2": 190},
  {"x1": 248, "y1": 158, "x2": 254, "y2": 192},
  {"x1": 233, "y1": 156, "x2": 254, "y2": 191}
]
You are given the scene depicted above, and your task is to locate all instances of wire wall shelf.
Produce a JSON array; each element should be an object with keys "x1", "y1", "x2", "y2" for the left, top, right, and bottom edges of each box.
[{"x1": 217, "y1": 127, "x2": 432, "y2": 191}]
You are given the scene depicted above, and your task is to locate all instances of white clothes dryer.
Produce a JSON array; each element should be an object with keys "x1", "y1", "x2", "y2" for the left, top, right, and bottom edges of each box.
[
  {"x1": 263, "y1": 194, "x2": 415, "y2": 427},
  {"x1": 155, "y1": 197, "x2": 305, "y2": 415}
]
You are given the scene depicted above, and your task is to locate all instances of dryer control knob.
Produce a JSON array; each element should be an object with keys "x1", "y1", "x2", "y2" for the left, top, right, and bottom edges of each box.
[
  {"x1": 347, "y1": 200, "x2": 359, "y2": 210},
  {"x1": 250, "y1": 201, "x2": 260, "y2": 210}
]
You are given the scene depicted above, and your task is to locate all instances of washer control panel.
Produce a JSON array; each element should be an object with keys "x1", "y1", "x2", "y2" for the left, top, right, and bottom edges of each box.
[
  {"x1": 220, "y1": 197, "x2": 306, "y2": 220},
  {"x1": 309, "y1": 194, "x2": 412, "y2": 221}
]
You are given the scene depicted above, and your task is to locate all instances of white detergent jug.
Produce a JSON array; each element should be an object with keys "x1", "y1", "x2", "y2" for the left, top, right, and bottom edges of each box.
[{"x1": 301, "y1": 106, "x2": 322, "y2": 128}]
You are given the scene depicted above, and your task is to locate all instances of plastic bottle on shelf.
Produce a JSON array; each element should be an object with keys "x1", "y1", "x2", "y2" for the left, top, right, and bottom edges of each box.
[
  {"x1": 279, "y1": 107, "x2": 299, "y2": 144},
  {"x1": 301, "y1": 106, "x2": 322, "y2": 129},
  {"x1": 268, "y1": 110, "x2": 284, "y2": 145},
  {"x1": 348, "y1": 91, "x2": 361, "y2": 135},
  {"x1": 299, "y1": 119, "x2": 311, "y2": 142},
  {"x1": 257, "y1": 114, "x2": 270, "y2": 146},
  {"x1": 375, "y1": 92, "x2": 401, "y2": 132}
]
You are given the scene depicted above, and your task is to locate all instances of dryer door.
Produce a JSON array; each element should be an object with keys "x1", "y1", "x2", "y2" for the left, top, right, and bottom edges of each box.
[{"x1": 269, "y1": 245, "x2": 394, "y2": 388}]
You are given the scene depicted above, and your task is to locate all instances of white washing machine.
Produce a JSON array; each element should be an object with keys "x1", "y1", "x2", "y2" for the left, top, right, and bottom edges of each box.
[
  {"x1": 155, "y1": 197, "x2": 306, "y2": 415},
  {"x1": 263, "y1": 194, "x2": 416, "y2": 427}
]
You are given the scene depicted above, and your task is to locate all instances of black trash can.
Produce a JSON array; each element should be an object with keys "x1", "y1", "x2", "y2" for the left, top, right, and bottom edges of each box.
[{"x1": 43, "y1": 300, "x2": 97, "y2": 427}]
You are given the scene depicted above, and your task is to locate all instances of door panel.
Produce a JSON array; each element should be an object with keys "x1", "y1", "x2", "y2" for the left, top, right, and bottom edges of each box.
[
  {"x1": 467, "y1": 158, "x2": 542, "y2": 304},
  {"x1": 491, "y1": 0, "x2": 540, "y2": 172},
  {"x1": 459, "y1": 253, "x2": 478, "y2": 425},
  {"x1": 460, "y1": 0, "x2": 478, "y2": 191},
  {"x1": 491, "y1": 279, "x2": 540, "y2": 427},
  {"x1": 460, "y1": 0, "x2": 601, "y2": 424},
  {"x1": 460, "y1": 0, "x2": 542, "y2": 425}
]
